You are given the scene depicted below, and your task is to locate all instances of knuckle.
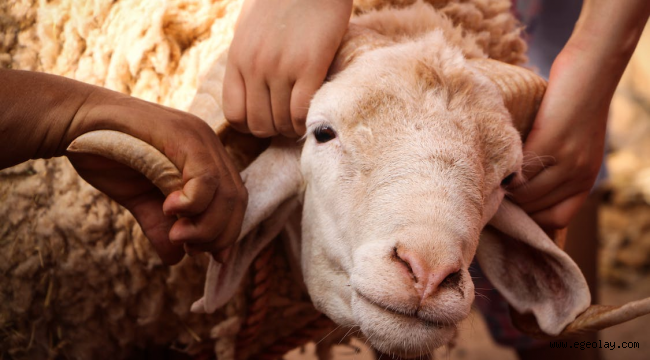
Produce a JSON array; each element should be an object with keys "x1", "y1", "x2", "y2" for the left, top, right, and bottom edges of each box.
[
  {"x1": 199, "y1": 171, "x2": 221, "y2": 189},
  {"x1": 248, "y1": 53, "x2": 279, "y2": 77}
]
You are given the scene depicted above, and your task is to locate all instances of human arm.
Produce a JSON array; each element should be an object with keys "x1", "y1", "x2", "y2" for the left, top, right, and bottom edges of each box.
[
  {"x1": 222, "y1": 0, "x2": 353, "y2": 138},
  {"x1": 511, "y1": 0, "x2": 650, "y2": 228},
  {"x1": 0, "y1": 69, "x2": 247, "y2": 264}
]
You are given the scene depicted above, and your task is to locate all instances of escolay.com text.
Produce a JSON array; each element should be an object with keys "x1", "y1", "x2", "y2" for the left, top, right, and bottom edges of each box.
[{"x1": 549, "y1": 340, "x2": 640, "y2": 350}]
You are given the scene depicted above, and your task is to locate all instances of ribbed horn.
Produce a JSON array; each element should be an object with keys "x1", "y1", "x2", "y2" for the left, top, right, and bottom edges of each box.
[
  {"x1": 469, "y1": 59, "x2": 547, "y2": 140},
  {"x1": 512, "y1": 298, "x2": 650, "y2": 338},
  {"x1": 67, "y1": 130, "x2": 182, "y2": 196}
]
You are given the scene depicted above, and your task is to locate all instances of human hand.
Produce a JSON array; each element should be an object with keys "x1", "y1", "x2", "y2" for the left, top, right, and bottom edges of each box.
[
  {"x1": 510, "y1": 47, "x2": 609, "y2": 229},
  {"x1": 63, "y1": 89, "x2": 247, "y2": 265},
  {"x1": 509, "y1": 0, "x2": 649, "y2": 229},
  {"x1": 2, "y1": 69, "x2": 246, "y2": 266},
  {"x1": 223, "y1": 0, "x2": 352, "y2": 138}
]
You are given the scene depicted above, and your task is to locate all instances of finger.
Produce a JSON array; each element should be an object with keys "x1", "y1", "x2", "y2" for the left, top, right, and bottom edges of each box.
[
  {"x1": 510, "y1": 165, "x2": 564, "y2": 204},
  {"x1": 529, "y1": 192, "x2": 590, "y2": 229},
  {"x1": 223, "y1": 64, "x2": 249, "y2": 133},
  {"x1": 172, "y1": 135, "x2": 246, "y2": 249},
  {"x1": 290, "y1": 76, "x2": 322, "y2": 136},
  {"x1": 162, "y1": 173, "x2": 219, "y2": 217},
  {"x1": 517, "y1": 177, "x2": 594, "y2": 214},
  {"x1": 181, "y1": 163, "x2": 247, "y2": 251},
  {"x1": 123, "y1": 189, "x2": 185, "y2": 265},
  {"x1": 167, "y1": 176, "x2": 242, "y2": 244},
  {"x1": 270, "y1": 78, "x2": 298, "y2": 137},
  {"x1": 246, "y1": 79, "x2": 276, "y2": 138},
  {"x1": 518, "y1": 147, "x2": 557, "y2": 182}
]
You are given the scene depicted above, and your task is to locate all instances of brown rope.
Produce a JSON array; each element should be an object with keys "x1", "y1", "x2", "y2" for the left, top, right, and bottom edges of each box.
[
  {"x1": 234, "y1": 243, "x2": 276, "y2": 359},
  {"x1": 223, "y1": 240, "x2": 338, "y2": 360}
]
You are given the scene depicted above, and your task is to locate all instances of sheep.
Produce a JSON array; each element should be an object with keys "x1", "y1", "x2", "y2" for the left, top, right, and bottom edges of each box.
[
  {"x1": 4, "y1": 1, "x2": 650, "y2": 360},
  {"x1": 186, "y1": 3, "x2": 649, "y2": 356}
]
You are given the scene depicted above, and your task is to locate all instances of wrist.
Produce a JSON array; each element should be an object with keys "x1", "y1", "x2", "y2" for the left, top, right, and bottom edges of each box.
[
  {"x1": 569, "y1": 0, "x2": 649, "y2": 70},
  {"x1": 0, "y1": 70, "x2": 92, "y2": 167}
]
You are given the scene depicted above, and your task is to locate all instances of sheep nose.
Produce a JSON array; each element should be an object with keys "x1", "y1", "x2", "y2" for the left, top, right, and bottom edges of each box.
[{"x1": 393, "y1": 247, "x2": 462, "y2": 301}]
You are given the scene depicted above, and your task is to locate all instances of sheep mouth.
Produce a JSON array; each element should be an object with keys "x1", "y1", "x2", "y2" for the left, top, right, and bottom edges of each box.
[{"x1": 355, "y1": 291, "x2": 454, "y2": 329}]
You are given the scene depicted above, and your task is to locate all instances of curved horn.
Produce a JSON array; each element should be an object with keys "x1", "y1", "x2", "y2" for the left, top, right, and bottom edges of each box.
[
  {"x1": 469, "y1": 59, "x2": 547, "y2": 140},
  {"x1": 512, "y1": 298, "x2": 650, "y2": 338},
  {"x1": 67, "y1": 130, "x2": 183, "y2": 196},
  {"x1": 67, "y1": 130, "x2": 300, "y2": 244}
]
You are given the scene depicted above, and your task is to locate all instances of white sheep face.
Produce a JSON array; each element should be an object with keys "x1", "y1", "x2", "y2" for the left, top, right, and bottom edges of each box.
[{"x1": 299, "y1": 33, "x2": 523, "y2": 357}]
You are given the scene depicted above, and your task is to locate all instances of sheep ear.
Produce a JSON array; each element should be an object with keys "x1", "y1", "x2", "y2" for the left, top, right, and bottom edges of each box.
[
  {"x1": 192, "y1": 137, "x2": 303, "y2": 312},
  {"x1": 468, "y1": 59, "x2": 546, "y2": 140},
  {"x1": 329, "y1": 23, "x2": 392, "y2": 75},
  {"x1": 476, "y1": 199, "x2": 650, "y2": 337},
  {"x1": 67, "y1": 131, "x2": 303, "y2": 312},
  {"x1": 475, "y1": 199, "x2": 591, "y2": 336}
]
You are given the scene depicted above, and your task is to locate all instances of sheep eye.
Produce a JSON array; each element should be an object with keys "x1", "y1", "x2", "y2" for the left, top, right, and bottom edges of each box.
[
  {"x1": 501, "y1": 172, "x2": 516, "y2": 187},
  {"x1": 313, "y1": 125, "x2": 337, "y2": 143}
]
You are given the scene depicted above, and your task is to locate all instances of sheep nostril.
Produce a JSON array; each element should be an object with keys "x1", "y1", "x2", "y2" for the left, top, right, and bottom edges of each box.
[
  {"x1": 393, "y1": 246, "x2": 418, "y2": 282},
  {"x1": 440, "y1": 270, "x2": 462, "y2": 289}
]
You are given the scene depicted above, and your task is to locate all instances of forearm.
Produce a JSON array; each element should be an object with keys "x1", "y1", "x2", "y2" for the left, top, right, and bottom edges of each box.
[
  {"x1": 0, "y1": 69, "x2": 93, "y2": 168},
  {"x1": 564, "y1": 0, "x2": 650, "y2": 89},
  {"x1": 575, "y1": 0, "x2": 650, "y2": 52}
]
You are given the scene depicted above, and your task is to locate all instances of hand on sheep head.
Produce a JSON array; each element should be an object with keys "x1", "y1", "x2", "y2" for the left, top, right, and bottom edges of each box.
[
  {"x1": 223, "y1": 0, "x2": 352, "y2": 138},
  {"x1": 510, "y1": 0, "x2": 649, "y2": 228},
  {"x1": 0, "y1": 69, "x2": 247, "y2": 265},
  {"x1": 509, "y1": 46, "x2": 609, "y2": 229}
]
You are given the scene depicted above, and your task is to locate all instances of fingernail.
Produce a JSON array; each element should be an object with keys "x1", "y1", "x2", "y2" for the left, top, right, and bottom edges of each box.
[{"x1": 179, "y1": 193, "x2": 191, "y2": 206}]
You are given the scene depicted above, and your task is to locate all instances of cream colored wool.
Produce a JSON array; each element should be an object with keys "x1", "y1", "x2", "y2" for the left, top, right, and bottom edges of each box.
[
  {"x1": 1, "y1": 0, "x2": 241, "y2": 109},
  {"x1": 0, "y1": 0, "x2": 528, "y2": 359}
]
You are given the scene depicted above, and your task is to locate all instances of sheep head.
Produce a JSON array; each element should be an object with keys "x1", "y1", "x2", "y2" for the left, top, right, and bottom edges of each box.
[{"x1": 298, "y1": 29, "x2": 554, "y2": 356}]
